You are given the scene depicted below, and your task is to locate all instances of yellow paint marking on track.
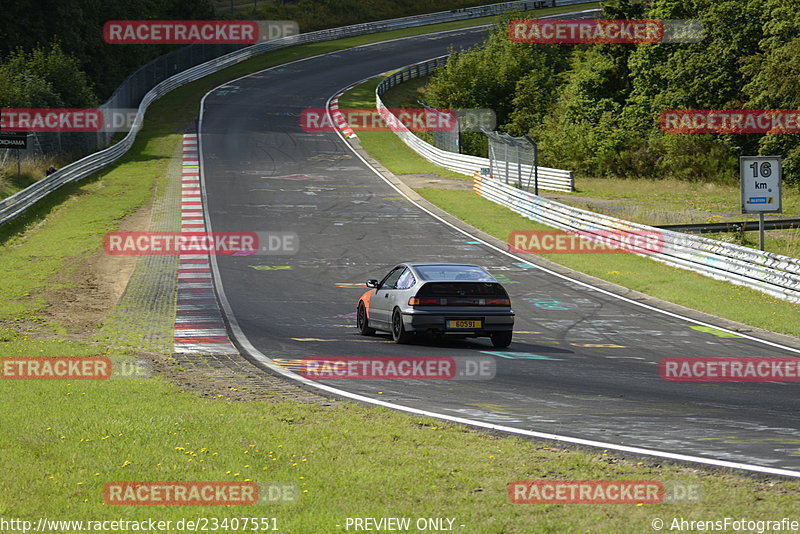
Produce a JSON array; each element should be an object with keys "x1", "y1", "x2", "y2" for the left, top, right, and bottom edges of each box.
[
  {"x1": 250, "y1": 265, "x2": 292, "y2": 271},
  {"x1": 335, "y1": 283, "x2": 366, "y2": 288},
  {"x1": 272, "y1": 358, "x2": 303, "y2": 371}
]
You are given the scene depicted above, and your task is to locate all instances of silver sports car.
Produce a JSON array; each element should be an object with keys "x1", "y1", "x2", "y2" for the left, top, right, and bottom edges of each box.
[{"x1": 356, "y1": 262, "x2": 515, "y2": 347}]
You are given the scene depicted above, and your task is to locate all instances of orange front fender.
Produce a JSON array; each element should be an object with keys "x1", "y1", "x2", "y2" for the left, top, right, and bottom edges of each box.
[{"x1": 358, "y1": 289, "x2": 375, "y2": 317}]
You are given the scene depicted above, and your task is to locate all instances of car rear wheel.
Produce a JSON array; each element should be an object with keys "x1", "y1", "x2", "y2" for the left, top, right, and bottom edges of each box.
[
  {"x1": 491, "y1": 331, "x2": 512, "y2": 348},
  {"x1": 392, "y1": 308, "x2": 412, "y2": 344},
  {"x1": 357, "y1": 302, "x2": 376, "y2": 336}
]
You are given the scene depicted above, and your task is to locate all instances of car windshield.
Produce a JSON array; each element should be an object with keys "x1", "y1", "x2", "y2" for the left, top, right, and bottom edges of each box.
[{"x1": 414, "y1": 265, "x2": 495, "y2": 282}]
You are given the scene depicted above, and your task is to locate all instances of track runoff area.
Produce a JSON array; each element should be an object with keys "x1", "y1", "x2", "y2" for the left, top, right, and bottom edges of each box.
[{"x1": 195, "y1": 19, "x2": 800, "y2": 476}]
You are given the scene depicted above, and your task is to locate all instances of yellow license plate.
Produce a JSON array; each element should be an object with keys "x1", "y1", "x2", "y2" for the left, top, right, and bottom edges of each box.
[{"x1": 448, "y1": 320, "x2": 482, "y2": 329}]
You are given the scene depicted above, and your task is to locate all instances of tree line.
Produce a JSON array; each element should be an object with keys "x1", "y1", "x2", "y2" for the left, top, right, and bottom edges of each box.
[
  {"x1": 424, "y1": 0, "x2": 800, "y2": 184},
  {"x1": 0, "y1": 0, "x2": 216, "y2": 109},
  {"x1": 0, "y1": 0, "x2": 502, "y2": 111}
]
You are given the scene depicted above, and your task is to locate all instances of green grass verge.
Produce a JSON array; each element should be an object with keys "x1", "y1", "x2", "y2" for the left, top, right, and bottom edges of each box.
[
  {"x1": 2, "y1": 3, "x2": 799, "y2": 529},
  {"x1": 4, "y1": 375, "x2": 800, "y2": 529}
]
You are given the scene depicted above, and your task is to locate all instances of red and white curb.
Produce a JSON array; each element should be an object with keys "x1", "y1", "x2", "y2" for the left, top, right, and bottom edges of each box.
[
  {"x1": 174, "y1": 134, "x2": 238, "y2": 355},
  {"x1": 329, "y1": 90, "x2": 357, "y2": 139}
]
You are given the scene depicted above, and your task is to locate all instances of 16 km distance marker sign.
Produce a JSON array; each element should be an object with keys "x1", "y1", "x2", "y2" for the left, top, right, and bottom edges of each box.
[{"x1": 740, "y1": 156, "x2": 782, "y2": 213}]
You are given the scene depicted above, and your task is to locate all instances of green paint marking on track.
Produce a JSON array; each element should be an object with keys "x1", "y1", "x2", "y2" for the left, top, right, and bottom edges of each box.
[
  {"x1": 481, "y1": 351, "x2": 563, "y2": 361},
  {"x1": 690, "y1": 326, "x2": 743, "y2": 338}
]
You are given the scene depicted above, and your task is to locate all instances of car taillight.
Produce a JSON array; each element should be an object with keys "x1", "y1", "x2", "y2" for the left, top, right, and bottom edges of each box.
[
  {"x1": 485, "y1": 298, "x2": 511, "y2": 306},
  {"x1": 409, "y1": 297, "x2": 510, "y2": 306},
  {"x1": 409, "y1": 297, "x2": 441, "y2": 306}
]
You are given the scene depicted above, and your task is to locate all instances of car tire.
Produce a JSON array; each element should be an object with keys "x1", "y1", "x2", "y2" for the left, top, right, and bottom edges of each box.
[
  {"x1": 391, "y1": 308, "x2": 412, "y2": 344},
  {"x1": 491, "y1": 331, "x2": 512, "y2": 348},
  {"x1": 357, "y1": 302, "x2": 376, "y2": 336}
]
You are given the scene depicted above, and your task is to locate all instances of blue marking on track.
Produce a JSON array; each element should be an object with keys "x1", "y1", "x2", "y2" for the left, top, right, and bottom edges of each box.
[
  {"x1": 481, "y1": 351, "x2": 563, "y2": 360},
  {"x1": 522, "y1": 298, "x2": 573, "y2": 310},
  {"x1": 513, "y1": 262, "x2": 538, "y2": 269}
]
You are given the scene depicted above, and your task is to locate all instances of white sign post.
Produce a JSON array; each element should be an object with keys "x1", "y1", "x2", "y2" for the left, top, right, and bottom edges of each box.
[{"x1": 740, "y1": 156, "x2": 782, "y2": 251}]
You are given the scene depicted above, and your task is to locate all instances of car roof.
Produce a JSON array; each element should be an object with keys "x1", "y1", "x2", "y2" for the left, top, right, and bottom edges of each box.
[
  {"x1": 403, "y1": 262, "x2": 484, "y2": 268},
  {"x1": 401, "y1": 263, "x2": 497, "y2": 282}
]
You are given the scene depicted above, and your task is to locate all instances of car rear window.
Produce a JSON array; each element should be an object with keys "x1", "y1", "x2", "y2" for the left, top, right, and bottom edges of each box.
[
  {"x1": 414, "y1": 265, "x2": 495, "y2": 282},
  {"x1": 416, "y1": 282, "x2": 508, "y2": 297}
]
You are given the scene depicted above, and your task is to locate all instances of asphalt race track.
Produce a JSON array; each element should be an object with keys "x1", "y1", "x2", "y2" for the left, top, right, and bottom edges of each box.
[{"x1": 199, "y1": 24, "x2": 800, "y2": 474}]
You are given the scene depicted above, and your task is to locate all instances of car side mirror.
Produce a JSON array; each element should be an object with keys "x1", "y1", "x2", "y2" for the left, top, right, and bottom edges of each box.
[{"x1": 366, "y1": 279, "x2": 379, "y2": 288}]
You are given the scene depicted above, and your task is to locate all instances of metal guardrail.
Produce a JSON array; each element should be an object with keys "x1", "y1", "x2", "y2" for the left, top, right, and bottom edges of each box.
[
  {"x1": 376, "y1": 60, "x2": 576, "y2": 192},
  {"x1": 474, "y1": 173, "x2": 800, "y2": 303},
  {"x1": 0, "y1": 0, "x2": 596, "y2": 227},
  {"x1": 659, "y1": 218, "x2": 800, "y2": 234}
]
